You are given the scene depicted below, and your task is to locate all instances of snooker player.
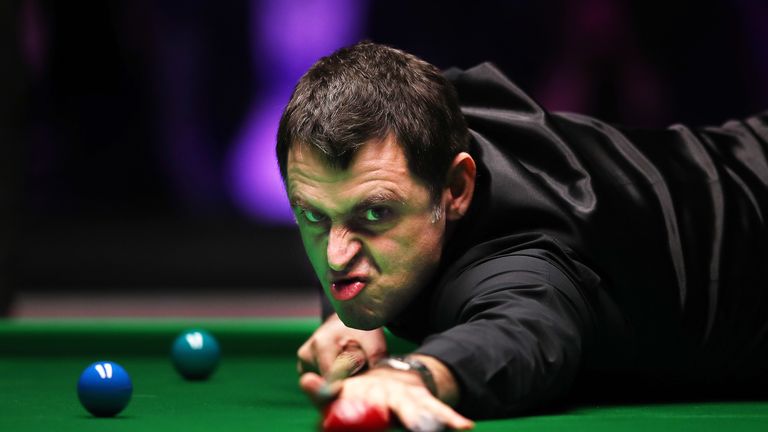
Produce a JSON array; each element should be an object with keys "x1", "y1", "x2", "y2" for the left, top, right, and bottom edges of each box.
[{"x1": 278, "y1": 42, "x2": 768, "y2": 430}]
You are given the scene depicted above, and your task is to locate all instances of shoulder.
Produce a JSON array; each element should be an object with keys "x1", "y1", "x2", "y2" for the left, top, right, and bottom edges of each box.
[
  {"x1": 430, "y1": 235, "x2": 594, "y2": 330},
  {"x1": 449, "y1": 251, "x2": 572, "y2": 297}
]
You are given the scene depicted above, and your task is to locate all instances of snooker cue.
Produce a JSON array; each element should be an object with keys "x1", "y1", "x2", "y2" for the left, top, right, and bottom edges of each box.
[{"x1": 316, "y1": 340, "x2": 367, "y2": 402}]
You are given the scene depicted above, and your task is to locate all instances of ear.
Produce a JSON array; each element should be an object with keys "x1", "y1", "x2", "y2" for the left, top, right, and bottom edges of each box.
[{"x1": 443, "y1": 152, "x2": 476, "y2": 221}]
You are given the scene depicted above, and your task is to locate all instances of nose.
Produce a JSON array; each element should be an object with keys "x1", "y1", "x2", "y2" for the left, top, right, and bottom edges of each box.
[{"x1": 326, "y1": 225, "x2": 361, "y2": 271}]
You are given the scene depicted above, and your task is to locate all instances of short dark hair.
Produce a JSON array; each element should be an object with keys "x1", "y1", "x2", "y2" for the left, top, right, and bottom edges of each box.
[{"x1": 276, "y1": 41, "x2": 470, "y2": 201}]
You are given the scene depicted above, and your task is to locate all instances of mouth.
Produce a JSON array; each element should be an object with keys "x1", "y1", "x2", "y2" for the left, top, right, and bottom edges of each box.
[{"x1": 330, "y1": 277, "x2": 368, "y2": 301}]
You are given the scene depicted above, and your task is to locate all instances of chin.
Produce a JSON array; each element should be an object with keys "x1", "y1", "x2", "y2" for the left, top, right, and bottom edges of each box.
[{"x1": 337, "y1": 307, "x2": 386, "y2": 330}]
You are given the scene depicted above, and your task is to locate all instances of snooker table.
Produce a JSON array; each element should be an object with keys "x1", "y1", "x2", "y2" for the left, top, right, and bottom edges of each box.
[{"x1": 2, "y1": 319, "x2": 768, "y2": 432}]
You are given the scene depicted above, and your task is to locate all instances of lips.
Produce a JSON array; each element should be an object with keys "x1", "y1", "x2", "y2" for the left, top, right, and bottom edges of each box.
[{"x1": 330, "y1": 278, "x2": 367, "y2": 301}]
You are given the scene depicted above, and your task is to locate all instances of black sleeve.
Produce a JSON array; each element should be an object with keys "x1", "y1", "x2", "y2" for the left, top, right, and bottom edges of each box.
[{"x1": 415, "y1": 254, "x2": 593, "y2": 418}]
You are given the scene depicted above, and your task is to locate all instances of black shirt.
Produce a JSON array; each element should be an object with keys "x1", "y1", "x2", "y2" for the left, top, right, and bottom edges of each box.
[{"x1": 386, "y1": 63, "x2": 768, "y2": 418}]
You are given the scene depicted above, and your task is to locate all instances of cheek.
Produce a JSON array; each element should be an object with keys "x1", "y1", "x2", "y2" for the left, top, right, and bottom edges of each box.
[
  {"x1": 379, "y1": 222, "x2": 444, "y2": 276},
  {"x1": 299, "y1": 231, "x2": 328, "y2": 277},
  {"x1": 408, "y1": 232, "x2": 443, "y2": 267}
]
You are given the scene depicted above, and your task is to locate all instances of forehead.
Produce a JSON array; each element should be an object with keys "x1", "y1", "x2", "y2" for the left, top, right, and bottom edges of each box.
[{"x1": 286, "y1": 136, "x2": 417, "y2": 207}]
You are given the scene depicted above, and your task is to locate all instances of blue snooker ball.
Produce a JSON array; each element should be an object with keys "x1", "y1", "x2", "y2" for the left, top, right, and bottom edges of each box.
[
  {"x1": 77, "y1": 361, "x2": 133, "y2": 417},
  {"x1": 171, "y1": 329, "x2": 220, "y2": 380}
]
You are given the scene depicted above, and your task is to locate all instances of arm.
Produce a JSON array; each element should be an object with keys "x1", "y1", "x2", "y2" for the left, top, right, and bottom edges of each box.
[
  {"x1": 334, "y1": 254, "x2": 589, "y2": 424},
  {"x1": 299, "y1": 254, "x2": 592, "y2": 425},
  {"x1": 416, "y1": 254, "x2": 593, "y2": 418}
]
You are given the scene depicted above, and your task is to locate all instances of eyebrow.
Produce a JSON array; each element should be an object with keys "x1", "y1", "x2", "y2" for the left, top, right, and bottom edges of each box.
[
  {"x1": 351, "y1": 191, "x2": 406, "y2": 213},
  {"x1": 290, "y1": 191, "x2": 406, "y2": 214}
]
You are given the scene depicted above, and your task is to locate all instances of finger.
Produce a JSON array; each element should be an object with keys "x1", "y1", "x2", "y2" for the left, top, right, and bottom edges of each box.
[
  {"x1": 420, "y1": 406, "x2": 475, "y2": 430},
  {"x1": 410, "y1": 413, "x2": 444, "y2": 432},
  {"x1": 297, "y1": 355, "x2": 318, "y2": 375},
  {"x1": 299, "y1": 372, "x2": 330, "y2": 409},
  {"x1": 297, "y1": 339, "x2": 318, "y2": 375},
  {"x1": 299, "y1": 372, "x2": 324, "y2": 395},
  {"x1": 363, "y1": 379, "x2": 388, "y2": 407},
  {"x1": 392, "y1": 389, "x2": 474, "y2": 432},
  {"x1": 316, "y1": 379, "x2": 343, "y2": 404},
  {"x1": 397, "y1": 404, "x2": 470, "y2": 432},
  {"x1": 359, "y1": 333, "x2": 388, "y2": 368},
  {"x1": 393, "y1": 402, "x2": 444, "y2": 432},
  {"x1": 413, "y1": 392, "x2": 474, "y2": 431}
]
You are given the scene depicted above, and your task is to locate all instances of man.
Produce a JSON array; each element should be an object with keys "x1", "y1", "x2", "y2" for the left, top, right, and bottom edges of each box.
[{"x1": 276, "y1": 41, "x2": 768, "y2": 430}]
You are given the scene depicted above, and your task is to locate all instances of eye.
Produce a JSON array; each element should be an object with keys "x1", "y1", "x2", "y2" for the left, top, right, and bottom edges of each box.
[
  {"x1": 364, "y1": 206, "x2": 392, "y2": 222},
  {"x1": 302, "y1": 209, "x2": 327, "y2": 224}
]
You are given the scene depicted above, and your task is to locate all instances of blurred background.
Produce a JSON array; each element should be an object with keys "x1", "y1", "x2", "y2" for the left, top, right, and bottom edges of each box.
[{"x1": 1, "y1": 0, "x2": 766, "y2": 317}]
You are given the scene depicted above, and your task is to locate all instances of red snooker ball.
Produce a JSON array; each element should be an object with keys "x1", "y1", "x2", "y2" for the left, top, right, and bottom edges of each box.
[{"x1": 321, "y1": 399, "x2": 390, "y2": 432}]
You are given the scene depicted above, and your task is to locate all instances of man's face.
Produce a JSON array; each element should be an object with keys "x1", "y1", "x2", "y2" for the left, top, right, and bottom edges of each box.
[{"x1": 286, "y1": 136, "x2": 448, "y2": 330}]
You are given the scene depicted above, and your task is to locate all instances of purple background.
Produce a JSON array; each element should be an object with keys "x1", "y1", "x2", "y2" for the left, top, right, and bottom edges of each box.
[{"x1": 3, "y1": 0, "x2": 767, "y2": 290}]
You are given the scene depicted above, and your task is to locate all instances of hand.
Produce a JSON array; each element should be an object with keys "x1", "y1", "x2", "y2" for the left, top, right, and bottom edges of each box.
[
  {"x1": 297, "y1": 313, "x2": 387, "y2": 375},
  {"x1": 300, "y1": 367, "x2": 474, "y2": 431}
]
